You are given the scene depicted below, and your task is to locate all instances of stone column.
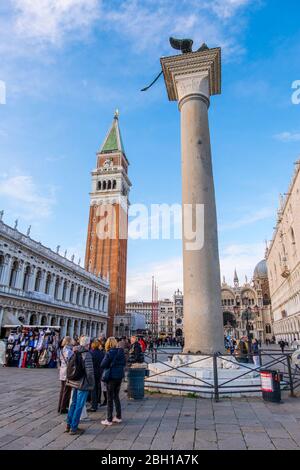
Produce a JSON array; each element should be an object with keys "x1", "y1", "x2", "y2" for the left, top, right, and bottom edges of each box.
[
  {"x1": 28, "y1": 266, "x2": 37, "y2": 292},
  {"x1": 98, "y1": 294, "x2": 102, "y2": 312},
  {"x1": 40, "y1": 270, "x2": 47, "y2": 294},
  {"x1": 15, "y1": 261, "x2": 25, "y2": 290},
  {"x1": 57, "y1": 278, "x2": 64, "y2": 301},
  {"x1": 161, "y1": 48, "x2": 224, "y2": 354},
  {"x1": 0, "y1": 307, "x2": 4, "y2": 329},
  {"x1": 64, "y1": 281, "x2": 71, "y2": 303},
  {"x1": 2, "y1": 255, "x2": 12, "y2": 286},
  {"x1": 78, "y1": 320, "x2": 82, "y2": 336},
  {"x1": 69, "y1": 318, "x2": 75, "y2": 339},
  {"x1": 49, "y1": 274, "x2": 56, "y2": 298},
  {"x1": 73, "y1": 285, "x2": 79, "y2": 305},
  {"x1": 86, "y1": 290, "x2": 91, "y2": 308},
  {"x1": 61, "y1": 321, "x2": 67, "y2": 338},
  {"x1": 79, "y1": 288, "x2": 84, "y2": 306}
]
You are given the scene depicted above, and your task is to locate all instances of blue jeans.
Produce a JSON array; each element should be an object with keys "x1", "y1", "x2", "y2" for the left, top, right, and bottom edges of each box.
[{"x1": 66, "y1": 389, "x2": 88, "y2": 431}]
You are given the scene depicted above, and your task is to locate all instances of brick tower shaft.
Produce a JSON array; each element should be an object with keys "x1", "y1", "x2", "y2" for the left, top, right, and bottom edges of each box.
[{"x1": 85, "y1": 112, "x2": 131, "y2": 336}]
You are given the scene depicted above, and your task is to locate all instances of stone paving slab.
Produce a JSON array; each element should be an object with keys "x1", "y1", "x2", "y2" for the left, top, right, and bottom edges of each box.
[{"x1": 0, "y1": 367, "x2": 300, "y2": 451}]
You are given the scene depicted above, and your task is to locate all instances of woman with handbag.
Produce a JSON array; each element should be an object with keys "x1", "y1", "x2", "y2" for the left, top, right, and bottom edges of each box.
[
  {"x1": 100, "y1": 337, "x2": 126, "y2": 426},
  {"x1": 58, "y1": 336, "x2": 73, "y2": 413}
]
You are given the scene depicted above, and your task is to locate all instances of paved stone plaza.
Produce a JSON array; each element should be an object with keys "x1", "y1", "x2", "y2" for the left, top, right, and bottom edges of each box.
[{"x1": 0, "y1": 368, "x2": 300, "y2": 450}]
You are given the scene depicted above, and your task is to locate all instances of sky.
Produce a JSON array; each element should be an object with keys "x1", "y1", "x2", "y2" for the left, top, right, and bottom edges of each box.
[{"x1": 0, "y1": 0, "x2": 300, "y2": 302}]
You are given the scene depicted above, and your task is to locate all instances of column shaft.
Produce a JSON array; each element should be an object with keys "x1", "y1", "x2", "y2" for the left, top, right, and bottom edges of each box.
[{"x1": 181, "y1": 95, "x2": 223, "y2": 354}]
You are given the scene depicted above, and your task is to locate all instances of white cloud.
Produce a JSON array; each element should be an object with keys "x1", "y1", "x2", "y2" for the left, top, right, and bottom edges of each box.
[
  {"x1": 220, "y1": 242, "x2": 265, "y2": 285},
  {"x1": 127, "y1": 257, "x2": 183, "y2": 302},
  {"x1": 5, "y1": 0, "x2": 257, "y2": 56},
  {"x1": 206, "y1": 0, "x2": 252, "y2": 19},
  {"x1": 220, "y1": 207, "x2": 274, "y2": 230},
  {"x1": 13, "y1": 0, "x2": 100, "y2": 45},
  {"x1": 273, "y1": 131, "x2": 300, "y2": 143},
  {"x1": 127, "y1": 240, "x2": 265, "y2": 301},
  {"x1": 101, "y1": 0, "x2": 255, "y2": 56},
  {"x1": 0, "y1": 174, "x2": 56, "y2": 221},
  {"x1": 0, "y1": 0, "x2": 258, "y2": 102}
]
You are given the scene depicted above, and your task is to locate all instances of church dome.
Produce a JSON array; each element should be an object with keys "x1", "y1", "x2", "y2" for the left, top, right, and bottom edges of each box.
[{"x1": 253, "y1": 259, "x2": 268, "y2": 279}]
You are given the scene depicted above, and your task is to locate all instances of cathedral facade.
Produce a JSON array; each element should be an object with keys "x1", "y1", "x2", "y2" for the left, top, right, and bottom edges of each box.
[{"x1": 221, "y1": 264, "x2": 273, "y2": 342}]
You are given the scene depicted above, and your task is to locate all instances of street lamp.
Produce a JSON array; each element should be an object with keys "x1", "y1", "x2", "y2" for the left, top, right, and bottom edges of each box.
[{"x1": 242, "y1": 296, "x2": 254, "y2": 363}]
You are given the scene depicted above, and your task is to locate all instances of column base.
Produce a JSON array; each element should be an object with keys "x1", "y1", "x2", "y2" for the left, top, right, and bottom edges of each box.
[{"x1": 145, "y1": 354, "x2": 262, "y2": 398}]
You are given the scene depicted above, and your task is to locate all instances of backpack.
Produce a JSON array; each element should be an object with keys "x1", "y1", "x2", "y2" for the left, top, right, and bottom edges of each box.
[
  {"x1": 66, "y1": 351, "x2": 85, "y2": 381},
  {"x1": 38, "y1": 349, "x2": 51, "y2": 367}
]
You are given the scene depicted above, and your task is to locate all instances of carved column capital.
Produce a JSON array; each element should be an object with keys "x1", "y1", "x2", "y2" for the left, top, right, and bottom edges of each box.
[{"x1": 176, "y1": 72, "x2": 210, "y2": 109}]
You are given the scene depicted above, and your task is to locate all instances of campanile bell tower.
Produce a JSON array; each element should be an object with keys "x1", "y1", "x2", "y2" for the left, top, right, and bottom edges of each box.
[{"x1": 85, "y1": 111, "x2": 131, "y2": 335}]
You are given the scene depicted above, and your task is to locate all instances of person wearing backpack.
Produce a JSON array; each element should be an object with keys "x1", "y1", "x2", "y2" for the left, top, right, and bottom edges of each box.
[
  {"x1": 100, "y1": 337, "x2": 126, "y2": 426},
  {"x1": 65, "y1": 335, "x2": 95, "y2": 435},
  {"x1": 58, "y1": 336, "x2": 73, "y2": 414}
]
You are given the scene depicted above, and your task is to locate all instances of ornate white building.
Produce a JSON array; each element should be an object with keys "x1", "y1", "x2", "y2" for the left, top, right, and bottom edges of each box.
[
  {"x1": 0, "y1": 218, "x2": 109, "y2": 339},
  {"x1": 174, "y1": 289, "x2": 184, "y2": 338},
  {"x1": 266, "y1": 160, "x2": 300, "y2": 343},
  {"x1": 221, "y1": 265, "x2": 273, "y2": 342},
  {"x1": 158, "y1": 290, "x2": 184, "y2": 338},
  {"x1": 125, "y1": 301, "x2": 152, "y2": 332},
  {"x1": 126, "y1": 290, "x2": 184, "y2": 338}
]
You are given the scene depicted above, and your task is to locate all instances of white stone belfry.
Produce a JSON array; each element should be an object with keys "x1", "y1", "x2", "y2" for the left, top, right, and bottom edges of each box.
[{"x1": 161, "y1": 48, "x2": 223, "y2": 354}]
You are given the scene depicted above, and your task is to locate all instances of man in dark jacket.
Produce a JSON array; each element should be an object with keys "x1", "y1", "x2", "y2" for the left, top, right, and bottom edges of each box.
[
  {"x1": 128, "y1": 336, "x2": 144, "y2": 365},
  {"x1": 65, "y1": 336, "x2": 95, "y2": 435},
  {"x1": 279, "y1": 340, "x2": 286, "y2": 353}
]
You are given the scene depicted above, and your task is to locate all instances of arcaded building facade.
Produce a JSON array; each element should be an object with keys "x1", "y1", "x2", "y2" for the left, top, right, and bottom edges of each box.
[
  {"x1": 266, "y1": 160, "x2": 300, "y2": 342},
  {"x1": 0, "y1": 219, "x2": 109, "y2": 338}
]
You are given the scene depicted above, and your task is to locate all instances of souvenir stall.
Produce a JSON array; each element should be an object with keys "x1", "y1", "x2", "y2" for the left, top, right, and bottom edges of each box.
[{"x1": 3, "y1": 325, "x2": 60, "y2": 368}]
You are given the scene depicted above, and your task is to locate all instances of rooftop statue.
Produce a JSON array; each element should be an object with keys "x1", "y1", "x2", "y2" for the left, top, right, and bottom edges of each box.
[{"x1": 169, "y1": 37, "x2": 209, "y2": 54}]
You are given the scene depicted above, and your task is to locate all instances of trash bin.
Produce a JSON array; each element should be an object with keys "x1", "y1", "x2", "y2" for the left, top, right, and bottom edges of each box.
[
  {"x1": 260, "y1": 369, "x2": 281, "y2": 403},
  {"x1": 127, "y1": 367, "x2": 145, "y2": 400}
]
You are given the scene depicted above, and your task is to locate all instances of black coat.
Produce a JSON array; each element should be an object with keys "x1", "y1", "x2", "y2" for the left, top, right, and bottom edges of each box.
[
  {"x1": 101, "y1": 348, "x2": 126, "y2": 381},
  {"x1": 91, "y1": 348, "x2": 105, "y2": 379}
]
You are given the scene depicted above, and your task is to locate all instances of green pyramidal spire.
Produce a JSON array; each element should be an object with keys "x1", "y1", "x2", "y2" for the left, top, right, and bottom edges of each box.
[{"x1": 100, "y1": 110, "x2": 125, "y2": 154}]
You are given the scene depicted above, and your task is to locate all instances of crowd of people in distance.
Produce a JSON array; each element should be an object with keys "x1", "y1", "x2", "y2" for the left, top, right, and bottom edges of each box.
[
  {"x1": 224, "y1": 336, "x2": 261, "y2": 366},
  {"x1": 278, "y1": 338, "x2": 300, "y2": 352},
  {"x1": 148, "y1": 336, "x2": 184, "y2": 349},
  {"x1": 57, "y1": 335, "x2": 146, "y2": 435},
  {"x1": 224, "y1": 335, "x2": 300, "y2": 367}
]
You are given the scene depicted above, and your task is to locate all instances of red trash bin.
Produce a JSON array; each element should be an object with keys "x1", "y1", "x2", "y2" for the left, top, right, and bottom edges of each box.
[{"x1": 260, "y1": 369, "x2": 281, "y2": 403}]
